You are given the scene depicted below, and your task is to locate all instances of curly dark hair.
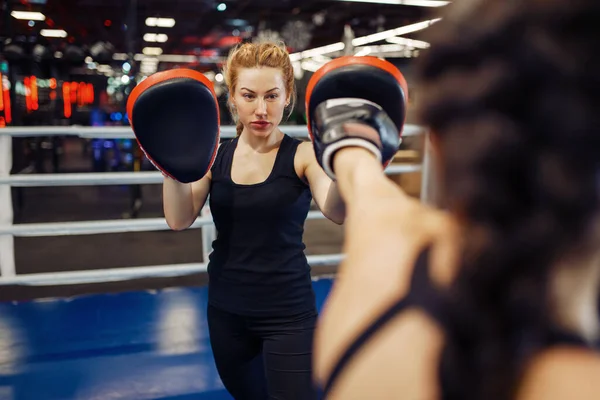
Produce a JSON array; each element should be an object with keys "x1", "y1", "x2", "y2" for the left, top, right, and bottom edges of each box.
[{"x1": 415, "y1": 0, "x2": 600, "y2": 399}]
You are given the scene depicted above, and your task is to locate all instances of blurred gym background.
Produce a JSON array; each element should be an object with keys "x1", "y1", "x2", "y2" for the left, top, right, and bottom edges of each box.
[{"x1": 0, "y1": 0, "x2": 446, "y2": 300}]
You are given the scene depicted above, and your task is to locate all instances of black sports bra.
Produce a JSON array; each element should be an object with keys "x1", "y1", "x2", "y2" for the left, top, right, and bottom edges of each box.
[{"x1": 320, "y1": 247, "x2": 591, "y2": 398}]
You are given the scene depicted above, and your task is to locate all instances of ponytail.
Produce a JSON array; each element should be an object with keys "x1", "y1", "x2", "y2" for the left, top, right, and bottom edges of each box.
[
  {"x1": 416, "y1": 1, "x2": 600, "y2": 399},
  {"x1": 236, "y1": 120, "x2": 243, "y2": 137}
]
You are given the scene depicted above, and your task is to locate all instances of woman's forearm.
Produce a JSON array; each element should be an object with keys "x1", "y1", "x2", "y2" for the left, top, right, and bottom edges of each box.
[
  {"x1": 162, "y1": 177, "x2": 195, "y2": 230},
  {"x1": 323, "y1": 182, "x2": 346, "y2": 224},
  {"x1": 333, "y1": 148, "x2": 384, "y2": 204},
  {"x1": 333, "y1": 147, "x2": 408, "y2": 210}
]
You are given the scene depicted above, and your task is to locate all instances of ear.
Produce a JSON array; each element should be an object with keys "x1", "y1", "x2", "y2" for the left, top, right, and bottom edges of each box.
[{"x1": 228, "y1": 91, "x2": 236, "y2": 108}]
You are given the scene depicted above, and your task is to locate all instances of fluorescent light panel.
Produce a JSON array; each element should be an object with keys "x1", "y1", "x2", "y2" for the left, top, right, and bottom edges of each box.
[
  {"x1": 11, "y1": 11, "x2": 46, "y2": 20},
  {"x1": 336, "y1": 0, "x2": 449, "y2": 6},
  {"x1": 352, "y1": 18, "x2": 440, "y2": 46},
  {"x1": 289, "y1": 42, "x2": 345, "y2": 62},
  {"x1": 113, "y1": 53, "x2": 202, "y2": 63},
  {"x1": 40, "y1": 29, "x2": 68, "y2": 38},
  {"x1": 385, "y1": 36, "x2": 430, "y2": 48},
  {"x1": 145, "y1": 17, "x2": 176, "y2": 28},
  {"x1": 142, "y1": 47, "x2": 163, "y2": 56},
  {"x1": 354, "y1": 44, "x2": 419, "y2": 54},
  {"x1": 290, "y1": 18, "x2": 440, "y2": 61},
  {"x1": 144, "y1": 33, "x2": 168, "y2": 43}
]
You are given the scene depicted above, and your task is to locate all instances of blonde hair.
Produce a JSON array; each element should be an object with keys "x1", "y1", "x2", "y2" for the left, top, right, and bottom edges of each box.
[{"x1": 222, "y1": 40, "x2": 297, "y2": 136}]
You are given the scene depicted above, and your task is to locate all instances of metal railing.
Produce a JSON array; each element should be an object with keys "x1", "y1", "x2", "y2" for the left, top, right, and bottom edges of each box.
[{"x1": 0, "y1": 124, "x2": 430, "y2": 285}]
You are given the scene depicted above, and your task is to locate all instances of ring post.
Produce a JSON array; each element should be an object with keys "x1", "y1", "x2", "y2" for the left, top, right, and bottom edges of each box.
[
  {"x1": 419, "y1": 131, "x2": 437, "y2": 206},
  {"x1": 0, "y1": 133, "x2": 15, "y2": 277}
]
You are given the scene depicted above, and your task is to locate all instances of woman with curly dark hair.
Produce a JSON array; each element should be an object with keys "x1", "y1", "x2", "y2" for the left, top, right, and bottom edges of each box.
[{"x1": 309, "y1": 0, "x2": 600, "y2": 398}]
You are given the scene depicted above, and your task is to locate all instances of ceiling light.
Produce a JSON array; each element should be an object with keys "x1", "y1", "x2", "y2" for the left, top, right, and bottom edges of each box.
[
  {"x1": 144, "y1": 33, "x2": 168, "y2": 42},
  {"x1": 352, "y1": 18, "x2": 440, "y2": 46},
  {"x1": 114, "y1": 53, "x2": 225, "y2": 63},
  {"x1": 10, "y1": 11, "x2": 46, "y2": 21},
  {"x1": 289, "y1": 18, "x2": 440, "y2": 61},
  {"x1": 226, "y1": 19, "x2": 248, "y2": 27},
  {"x1": 40, "y1": 29, "x2": 68, "y2": 38},
  {"x1": 143, "y1": 47, "x2": 163, "y2": 56},
  {"x1": 217, "y1": 3, "x2": 227, "y2": 11},
  {"x1": 336, "y1": 0, "x2": 449, "y2": 6},
  {"x1": 145, "y1": 17, "x2": 175, "y2": 28},
  {"x1": 154, "y1": 54, "x2": 195, "y2": 63},
  {"x1": 289, "y1": 42, "x2": 345, "y2": 62},
  {"x1": 385, "y1": 36, "x2": 430, "y2": 48},
  {"x1": 301, "y1": 60, "x2": 324, "y2": 73}
]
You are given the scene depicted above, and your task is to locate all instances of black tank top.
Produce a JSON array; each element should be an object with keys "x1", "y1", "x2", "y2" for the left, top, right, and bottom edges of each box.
[
  {"x1": 321, "y1": 247, "x2": 592, "y2": 398},
  {"x1": 207, "y1": 134, "x2": 316, "y2": 317}
]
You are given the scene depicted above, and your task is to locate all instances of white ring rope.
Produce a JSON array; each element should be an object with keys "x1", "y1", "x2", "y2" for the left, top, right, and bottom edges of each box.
[
  {"x1": 0, "y1": 164, "x2": 422, "y2": 187},
  {"x1": 0, "y1": 124, "x2": 425, "y2": 139},
  {"x1": 0, "y1": 210, "x2": 327, "y2": 237},
  {"x1": 0, "y1": 254, "x2": 345, "y2": 286}
]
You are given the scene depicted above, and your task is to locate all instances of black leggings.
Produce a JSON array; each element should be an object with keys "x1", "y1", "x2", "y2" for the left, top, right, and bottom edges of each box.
[{"x1": 207, "y1": 304, "x2": 319, "y2": 400}]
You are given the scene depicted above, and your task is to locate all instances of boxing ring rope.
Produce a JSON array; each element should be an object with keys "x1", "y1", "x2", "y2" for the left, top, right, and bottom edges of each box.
[
  {"x1": 0, "y1": 124, "x2": 426, "y2": 139},
  {"x1": 0, "y1": 124, "x2": 430, "y2": 286},
  {"x1": 0, "y1": 164, "x2": 422, "y2": 187}
]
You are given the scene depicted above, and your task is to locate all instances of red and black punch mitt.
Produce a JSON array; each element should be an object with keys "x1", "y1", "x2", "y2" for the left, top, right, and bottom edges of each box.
[
  {"x1": 305, "y1": 56, "x2": 408, "y2": 179},
  {"x1": 126, "y1": 69, "x2": 220, "y2": 183}
]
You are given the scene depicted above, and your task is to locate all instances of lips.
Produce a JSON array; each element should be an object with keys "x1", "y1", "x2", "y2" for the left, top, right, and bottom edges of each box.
[{"x1": 251, "y1": 121, "x2": 270, "y2": 128}]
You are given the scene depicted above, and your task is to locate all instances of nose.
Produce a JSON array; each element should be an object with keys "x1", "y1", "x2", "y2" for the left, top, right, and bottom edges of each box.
[{"x1": 255, "y1": 97, "x2": 267, "y2": 117}]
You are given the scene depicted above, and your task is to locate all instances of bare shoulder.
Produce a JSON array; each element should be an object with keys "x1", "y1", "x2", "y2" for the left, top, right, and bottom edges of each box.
[
  {"x1": 517, "y1": 347, "x2": 600, "y2": 400},
  {"x1": 314, "y1": 186, "x2": 459, "y2": 383},
  {"x1": 292, "y1": 140, "x2": 316, "y2": 178},
  {"x1": 296, "y1": 140, "x2": 315, "y2": 162},
  {"x1": 349, "y1": 176, "x2": 455, "y2": 244}
]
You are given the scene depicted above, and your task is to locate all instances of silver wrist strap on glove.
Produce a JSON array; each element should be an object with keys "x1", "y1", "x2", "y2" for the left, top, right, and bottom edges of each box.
[{"x1": 314, "y1": 98, "x2": 395, "y2": 180}]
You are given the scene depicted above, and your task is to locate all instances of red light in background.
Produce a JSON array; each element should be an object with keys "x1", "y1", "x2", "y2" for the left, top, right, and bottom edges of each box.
[
  {"x1": 31, "y1": 76, "x2": 38, "y2": 111},
  {"x1": 86, "y1": 83, "x2": 94, "y2": 104},
  {"x1": 3, "y1": 82, "x2": 11, "y2": 124},
  {"x1": 70, "y1": 82, "x2": 78, "y2": 104},
  {"x1": 24, "y1": 77, "x2": 32, "y2": 112},
  {"x1": 63, "y1": 83, "x2": 72, "y2": 118}
]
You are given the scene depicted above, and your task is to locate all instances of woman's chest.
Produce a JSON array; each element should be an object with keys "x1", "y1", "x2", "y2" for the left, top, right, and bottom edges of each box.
[{"x1": 230, "y1": 151, "x2": 278, "y2": 185}]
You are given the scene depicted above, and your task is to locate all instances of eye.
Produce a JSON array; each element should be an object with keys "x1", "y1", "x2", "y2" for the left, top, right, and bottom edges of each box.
[
  {"x1": 242, "y1": 93, "x2": 254, "y2": 99},
  {"x1": 267, "y1": 94, "x2": 279, "y2": 100}
]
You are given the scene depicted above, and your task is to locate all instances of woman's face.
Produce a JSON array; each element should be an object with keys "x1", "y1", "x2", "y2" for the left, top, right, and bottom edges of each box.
[{"x1": 231, "y1": 67, "x2": 289, "y2": 138}]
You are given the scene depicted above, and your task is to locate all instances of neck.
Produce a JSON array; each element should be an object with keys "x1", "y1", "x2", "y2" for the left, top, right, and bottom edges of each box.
[{"x1": 239, "y1": 128, "x2": 283, "y2": 153}]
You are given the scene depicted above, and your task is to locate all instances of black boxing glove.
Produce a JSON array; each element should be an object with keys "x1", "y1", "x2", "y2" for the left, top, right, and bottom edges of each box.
[{"x1": 311, "y1": 97, "x2": 401, "y2": 180}]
